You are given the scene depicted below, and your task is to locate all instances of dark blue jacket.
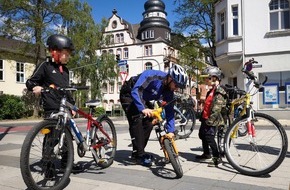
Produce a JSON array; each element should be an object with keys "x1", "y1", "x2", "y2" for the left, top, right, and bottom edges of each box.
[{"x1": 131, "y1": 70, "x2": 175, "y2": 133}]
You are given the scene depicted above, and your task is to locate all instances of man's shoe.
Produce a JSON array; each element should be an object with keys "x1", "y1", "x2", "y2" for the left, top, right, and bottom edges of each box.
[
  {"x1": 195, "y1": 154, "x2": 211, "y2": 160},
  {"x1": 207, "y1": 157, "x2": 222, "y2": 167},
  {"x1": 140, "y1": 154, "x2": 153, "y2": 167},
  {"x1": 71, "y1": 163, "x2": 83, "y2": 173}
]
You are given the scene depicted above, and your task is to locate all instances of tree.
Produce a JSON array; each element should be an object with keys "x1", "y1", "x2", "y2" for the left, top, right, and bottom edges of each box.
[
  {"x1": 0, "y1": 0, "x2": 117, "y2": 114},
  {"x1": 173, "y1": 0, "x2": 218, "y2": 66}
]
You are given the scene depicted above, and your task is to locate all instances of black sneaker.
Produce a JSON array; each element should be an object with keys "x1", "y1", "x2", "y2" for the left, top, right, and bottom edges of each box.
[
  {"x1": 195, "y1": 154, "x2": 211, "y2": 160},
  {"x1": 207, "y1": 157, "x2": 222, "y2": 167},
  {"x1": 71, "y1": 163, "x2": 83, "y2": 173},
  {"x1": 140, "y1": 154, "x2": 153, "y2": 167}
]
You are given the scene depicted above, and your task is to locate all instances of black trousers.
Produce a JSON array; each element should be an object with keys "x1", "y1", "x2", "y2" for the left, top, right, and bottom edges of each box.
[
  {"x1": 198, "y1": 119, "x2": 219, "y2": 158},
  {"x1": 125, "y1": 102, "x2": 153, "y2": 158}
]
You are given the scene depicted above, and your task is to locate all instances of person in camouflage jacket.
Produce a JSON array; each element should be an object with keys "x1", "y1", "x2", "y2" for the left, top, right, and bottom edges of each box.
[{"x1": 196, "y1": 66, "x2": 227, "y2": 167}]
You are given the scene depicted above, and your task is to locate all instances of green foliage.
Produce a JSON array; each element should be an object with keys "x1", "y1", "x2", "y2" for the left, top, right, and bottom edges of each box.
[
  {"x1": 21, "y1": 88, "x2": 42, "y2": 118},
  {"x1": 0, "y1": 0, "x2": 117, "y2": 111},
  {"x1": 173, "y1": 0, "x2": 217, "y2": 66},
  {"x1": 78, "y1": 107, "x2": 105, "y2": 117},
  {"x1": 94, "y1": 107, "x2": 105, "y2": 116},
  {"x1": 0, "y1": 94, "x2": 25, "y2": 119}
]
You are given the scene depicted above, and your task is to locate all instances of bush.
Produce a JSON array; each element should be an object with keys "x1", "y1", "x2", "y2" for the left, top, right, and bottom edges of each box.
[
  {"x1": 0, "y1": 94, "x2": 25, "y2": 119},
  {"x1": 77, "y1": 107, "x2": 105, "y2": 118}
]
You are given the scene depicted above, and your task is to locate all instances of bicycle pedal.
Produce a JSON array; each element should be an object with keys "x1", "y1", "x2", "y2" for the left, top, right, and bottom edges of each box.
[{"x1": 98, "y1": 159, "x2": 107, "y2": 164}]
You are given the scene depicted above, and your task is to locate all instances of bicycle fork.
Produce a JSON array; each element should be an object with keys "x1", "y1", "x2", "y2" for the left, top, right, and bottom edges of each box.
[{"x1": 160, "y1": 135, "x2": 179, "y2": 160}]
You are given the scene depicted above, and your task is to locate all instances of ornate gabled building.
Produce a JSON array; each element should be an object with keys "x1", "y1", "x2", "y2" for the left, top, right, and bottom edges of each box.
[{"x1": 100, "y1": 0, "x2": 179, "y2": 109}]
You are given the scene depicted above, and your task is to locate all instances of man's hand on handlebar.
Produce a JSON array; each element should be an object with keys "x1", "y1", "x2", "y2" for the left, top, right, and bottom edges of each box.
[{"x1": 142, "y1": 108, "x2": 153, "y2": 118}]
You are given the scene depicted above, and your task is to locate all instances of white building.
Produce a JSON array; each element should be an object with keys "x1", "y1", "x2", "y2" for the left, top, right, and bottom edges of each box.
[
  {"x1": 100, "y1": 0, "x2": 179, "y2": 108},
  {"x1": 215, "y1": 0, "x2": 290, "y2": 119}
]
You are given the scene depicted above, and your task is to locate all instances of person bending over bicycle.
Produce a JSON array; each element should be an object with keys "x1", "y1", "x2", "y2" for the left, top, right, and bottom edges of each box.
[
  {"x1": 196, "y1": 66, "x2": 227, "y2": 167},
  {"x1": 26, "y1": 34, "x2": 83, "y2": 173},
  {"x1": 120, "y1": 64, "x2": 188, "y2": 167}
]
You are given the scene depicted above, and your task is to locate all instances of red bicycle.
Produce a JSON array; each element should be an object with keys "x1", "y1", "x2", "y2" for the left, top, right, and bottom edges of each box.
[{"x1": 20, "y1": 85, "x2": 117, "y2": 190}]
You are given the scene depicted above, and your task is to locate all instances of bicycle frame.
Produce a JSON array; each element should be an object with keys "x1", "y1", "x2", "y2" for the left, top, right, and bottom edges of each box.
[
  {"x1": 151, "y1": 105, "x2": 179, "y2": 160},
  {"x1": 49, "y1": 91, "x2": 113, "y2": 159}
]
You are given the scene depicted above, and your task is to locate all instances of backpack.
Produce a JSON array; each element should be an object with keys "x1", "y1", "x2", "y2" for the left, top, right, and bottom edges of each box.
[{"x1": 119, "y1": 74, "x2": 140, "y2": 113}]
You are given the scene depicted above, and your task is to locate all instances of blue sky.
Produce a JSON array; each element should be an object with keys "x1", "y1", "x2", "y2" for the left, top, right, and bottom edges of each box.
[{"x1": 84, "y1": 0, "x2": 179, "y2": 28}]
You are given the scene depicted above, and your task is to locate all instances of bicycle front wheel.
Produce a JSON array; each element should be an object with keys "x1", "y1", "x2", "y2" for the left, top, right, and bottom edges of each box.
[
  {"x1": 20, "y1": 120, "x2": 74, "y2": 190},
  {"x1": 224, "y1": 113, "x2": 288, "y2": 176},
  {"x1": 163, "y1": 138, "x2": 183, "y2": 178},
  {"x1": 174, "y1": 105, "x2": 196, "y2": 139},
  {"x1": 91, "y1": 115, "x2": 117, "y2": 168}
]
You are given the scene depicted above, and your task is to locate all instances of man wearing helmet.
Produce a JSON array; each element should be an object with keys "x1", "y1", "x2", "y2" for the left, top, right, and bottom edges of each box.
[
  {"x1": 196, "y1": 66, "x2": 227, "y2": 167},
  {"x1": 120, "y1": 64, "x2": 188, "y2": 167},
  {"x1": 26, "y1": 34, "x2": 82, "y2": 172}
]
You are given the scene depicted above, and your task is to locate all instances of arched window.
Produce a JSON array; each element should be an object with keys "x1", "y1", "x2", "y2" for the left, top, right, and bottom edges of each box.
[
  {"x1": 116, "y1": 33, "x2": 120, "y2": 43},
  {"x1": 102, "y1": 83, "x2": 108, "y2": 93},
  {"x1": 110, "y1": 34, "x2": 114, "y2": 44},
  {"x1": 120, "y1": 33, "x2": 124, "y2": 43},
  {"x1": 269, "y1": 0, "x2": 290, "y2": 30},
  {"x1": 116, "y1": 48, "x2": 122, "y2": 59},
  {"x1": 145, "y1": 62, "x2": 153, "y2": 70}
]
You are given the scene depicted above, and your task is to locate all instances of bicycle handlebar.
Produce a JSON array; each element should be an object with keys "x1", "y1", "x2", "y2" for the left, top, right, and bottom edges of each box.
[{"x1": 41, "y1": 84, "x2": 89, "y2": 92}]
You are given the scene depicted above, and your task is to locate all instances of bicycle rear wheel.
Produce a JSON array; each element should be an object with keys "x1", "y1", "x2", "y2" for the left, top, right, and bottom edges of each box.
[
  {"x1": 91, "y1": 115, "x2": 117, "y2": 168},
  {"x1": 174, "y1": 105, "x2": 196, "y2": 139},
  {"x1": 20, "y1": 120, "x2": 74, "y2": 190},
  {"x1": 224, "y1": 113, "x2": 288, "y2": 176},
  {"x1": 163, "y1": 139, "x2": 183, "y2": 178}
]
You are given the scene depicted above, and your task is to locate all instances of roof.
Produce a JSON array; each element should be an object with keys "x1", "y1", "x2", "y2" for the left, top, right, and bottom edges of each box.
[{"x1": 0, "y1": 36, "x2": 46, "y2": 63}]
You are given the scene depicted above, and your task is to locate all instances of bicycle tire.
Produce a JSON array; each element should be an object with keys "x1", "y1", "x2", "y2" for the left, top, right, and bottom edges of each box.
[
  {"x1": 174, "y1": 104, "x2": 196, "y2": 139},
  {"x1": 91, "y1": 115, "x2": 117, "y2": 168},
  {"x1": 224, "y1": 112, "x2": 288, "y2": 176},
  {"x1": 20, "y1": 120, "x2": 74, "y2": 190},
  {"x1": 163, "y1": 138, "x2": 183, "y2": 178}
]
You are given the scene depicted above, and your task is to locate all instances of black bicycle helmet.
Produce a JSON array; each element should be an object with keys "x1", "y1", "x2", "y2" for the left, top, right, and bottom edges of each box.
[
  {"x1": 168, "y1": 64, "x2": 188, "y2": 89},
  {"x1": 46, "y1": 34, "x2": 75, "y2": 51},
  {"x1": 202, "y1": 66, "x2": 223, "y2": 80}
]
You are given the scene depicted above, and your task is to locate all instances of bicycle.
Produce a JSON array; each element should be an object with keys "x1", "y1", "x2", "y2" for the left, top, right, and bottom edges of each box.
[
  {"x1": 20, "y1": 85, "x2": 117, "y2": 190},
  {"x1": 151, "y1": 98, "x2": 183, "y2": 178},
  {"x1": 219, "y1": 58, "x2": 288, "y2": 176},
  {"x1": 174, "y1": 95, "x2": 196, "y2": 139}
]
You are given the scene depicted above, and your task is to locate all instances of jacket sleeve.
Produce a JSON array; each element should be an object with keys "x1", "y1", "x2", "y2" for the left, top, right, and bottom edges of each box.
[
  {"x1": 164, "y1": 92, "x2": 175, "y2": 133},
  {"x1": 26, "y1": 62, "x2": 46, "y2": 91}
]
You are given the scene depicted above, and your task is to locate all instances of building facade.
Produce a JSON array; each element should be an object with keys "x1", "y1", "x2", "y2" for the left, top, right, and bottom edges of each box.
[
  {"x1": 100, "y1": 0, "x2": 179, "y2": 107},
  {"x1": 215, "y1": 0, "x2": 290, "y2": 118},
  {"x1": 0, "y1": 37, "x2": 45, "y2": 96}
]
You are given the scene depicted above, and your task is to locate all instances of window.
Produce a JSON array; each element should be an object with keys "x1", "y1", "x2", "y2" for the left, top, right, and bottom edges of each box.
[
  {"x1": 116, "y1": 34, "x2": 120, "y2": 43},
  {"x1": 109, "y1": 49, "x2": 114, "y2": 54},
  {"x1": 120, "y1": 33, "x2": 124, "y2": 43},
  {"x1": 110, "y1": 34, "x2": 114, "y2": 44},
  {"x1": 69, "y1": 71, "x2": 74, "y2": 84},
  {"x1": 116, "y1": 48, "x2": 122, "y2": 59},
  {"x1": 0, "y1": 60, "x2": 3, "y2": 81},
  {"x1": 123, "y1": 48, "x2": 129, "y2": 58},
  {"x1": 16, "y1": 62, "x2": 25, "y2": 83},
  {"x1": 232, "y1": 6, "x2": 239, "y2": 35},
  {"x1": 150, "y1": 30, "x2": 154, "y2": 38},
  {"x1": 145, "y1": 62, "x2": 152, "y2": 70},
  {"x1": 144, "y1": 45, "x2": 153, "y2": 56},
  {"x1": 102, "y1": 83, "x2": 108, "y2": 93},
  {"x1": 112, "y1": 20, "x2": 117, "y2": 29},
  {"x1": 270, "y1": 0, "x2": 290, "y2": 30},
  {"x1": 218, "y1": 11, "x2": 226, "y2": 41},
  {"x1": 109, "y1": 82, "x2": 114, "y2": 93}
]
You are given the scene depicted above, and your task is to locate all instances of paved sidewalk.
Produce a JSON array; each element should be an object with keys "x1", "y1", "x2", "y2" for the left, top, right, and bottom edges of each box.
[{"x1": 0, "y1": 117, "x2": 289, "y2": 189}]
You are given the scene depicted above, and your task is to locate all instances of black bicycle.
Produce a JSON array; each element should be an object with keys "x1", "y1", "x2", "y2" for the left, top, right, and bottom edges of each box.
[{"x1": 174, "y1": 95, "x2": 196, "y2": 139}]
